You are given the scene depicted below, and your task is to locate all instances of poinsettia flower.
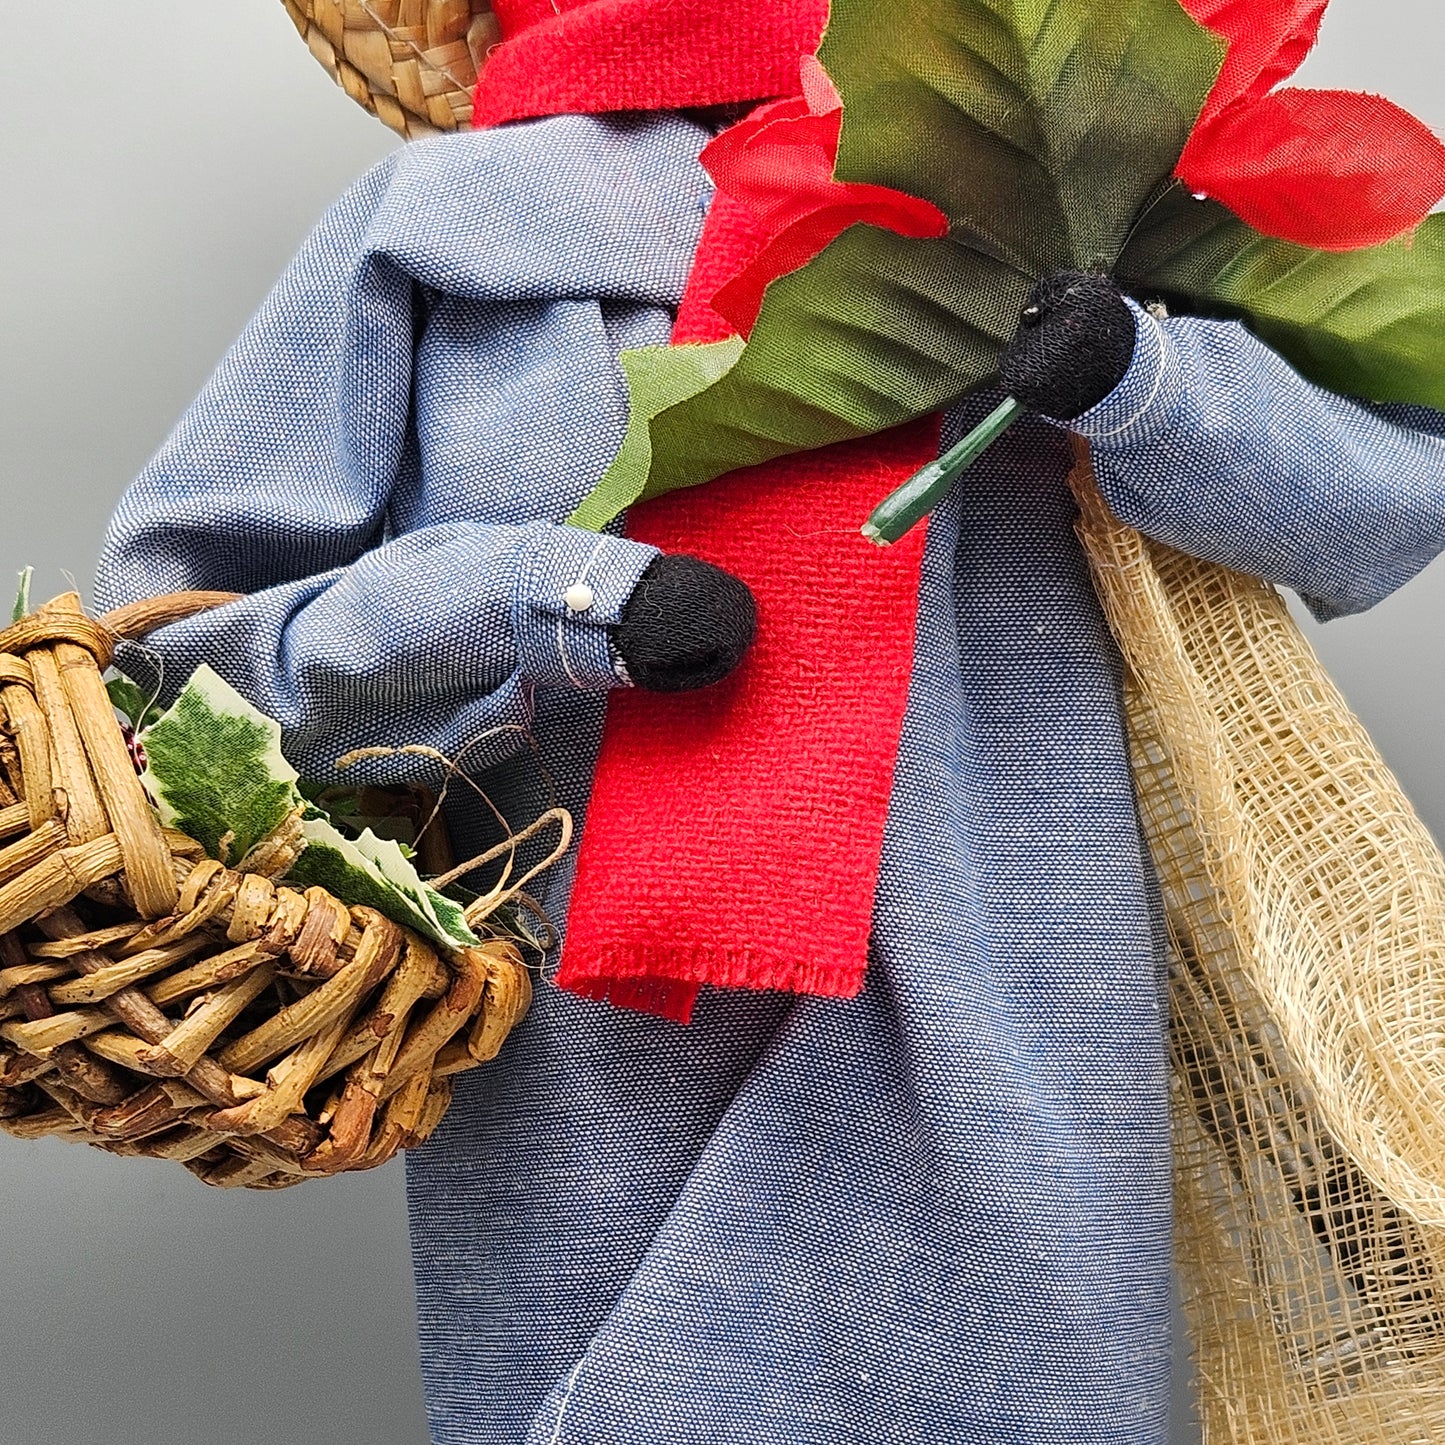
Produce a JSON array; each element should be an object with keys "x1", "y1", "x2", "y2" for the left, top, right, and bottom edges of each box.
[
  {"x1": 701, "y1": 57, "x2": 949, "y2": 337},
  {"x1": 1177, "y1": 0, "x2": 1445, "y2": 249}
]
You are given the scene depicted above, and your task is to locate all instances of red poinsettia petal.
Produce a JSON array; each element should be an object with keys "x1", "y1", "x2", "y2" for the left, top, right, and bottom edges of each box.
[
  {"x1": 696, "y1": 58, "x2": 948, "y2": 338},
  {"x1": 1179, "y1": 87, "x2": 1445, "y2": 250},
  {"x1": 1179, "y1": 0, "x2": 1326, "y2": 123},
  {"x1": 711, "y1": 185, "x2": 949, "y2": 335},
  {"x1": 702, "y1": 109, "x2": 844, "y2": 236}
]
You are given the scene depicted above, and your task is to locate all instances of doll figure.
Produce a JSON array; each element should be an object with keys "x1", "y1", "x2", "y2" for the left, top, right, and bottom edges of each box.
[{"x1": 92, "y1": 2, "x2": 1445, "y2": 1442}]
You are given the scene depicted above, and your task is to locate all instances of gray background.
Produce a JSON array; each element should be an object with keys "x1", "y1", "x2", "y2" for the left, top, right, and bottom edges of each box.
[{"x1": 2, "y1": 4, "x2": 1443, "y2": 1442}]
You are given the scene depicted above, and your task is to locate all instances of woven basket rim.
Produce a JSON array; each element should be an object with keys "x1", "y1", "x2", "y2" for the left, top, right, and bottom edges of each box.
[{"x1": 0, "y1": 592, "x2": 533, "y2": 1187}]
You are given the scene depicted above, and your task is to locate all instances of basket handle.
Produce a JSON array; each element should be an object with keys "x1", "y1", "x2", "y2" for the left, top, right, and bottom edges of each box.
[{"x1": 99, "y1": 591, "x2": 244, "y2": 642}]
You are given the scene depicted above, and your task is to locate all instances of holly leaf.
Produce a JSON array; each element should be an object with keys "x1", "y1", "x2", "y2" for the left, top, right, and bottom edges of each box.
[
  {"x1": 1120, "y1": 190, "x2": 1445, "y2": 411},
  {"x1": 12, "y1": 567, "x2": 32, "y2": 625},
  {"x1": 288, "y1": 816, "x2": 479, "y2": 952},
  {"x1": 141, "y1": 668, "x2": 477, "y2": 949},
  {"x1": 576, "y1": 0, "x2": 1225, "y2": 524},
  {"x1": 106, "y1": 676, "x2": 162, "y2": 732},
  {"x1": 141, "y1": 664, "x2": 303, "y2": 865}
]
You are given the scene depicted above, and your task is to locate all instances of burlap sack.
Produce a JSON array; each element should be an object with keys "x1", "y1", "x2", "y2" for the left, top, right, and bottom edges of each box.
[{"x1": 1073, "y1": 445, "x2": 1445, "y2": 1443}]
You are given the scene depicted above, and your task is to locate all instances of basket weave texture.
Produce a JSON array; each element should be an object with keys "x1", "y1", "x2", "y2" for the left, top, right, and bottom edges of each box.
[
  {"x1": 1073, "y1": 447, "x2": 1445, "y2": 1442},
  {"x1": 0, "y1": 594, "x2": 530, "y2": 1189},
  {"x1": 283, "y1": 0, "x2": 496, "y2": 138}
]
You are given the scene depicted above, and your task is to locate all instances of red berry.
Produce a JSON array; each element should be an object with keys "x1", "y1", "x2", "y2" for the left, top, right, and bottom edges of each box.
[{"x1": 121, "y1": 724, "x2": 147, "y2": 775}]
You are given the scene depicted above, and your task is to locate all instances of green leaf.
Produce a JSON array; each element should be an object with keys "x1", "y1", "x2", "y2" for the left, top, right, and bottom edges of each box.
[
  {"x1": 569, "y1": 338, "x2": 743, "y2": 528},
  {"x1": 1121, "y1": 193, "x2": 1445, "y2": 412},
  {"x1": 287, "y1": 818, "x2": 478, "y2": 951},
  {"x1": 573, "y1": 0, "x2": 1225, "y2": 526},
  {"x1": 824, "y1": 0, "x2": 1225, "y2": 274},
  {"x1": 141, "y1": 665, "x2": 302, "y2": 865},
  {"x1": 106, "y1": 677, "x2": 162, "y2": 733},
  {"x1": 584, "y1": 225, "x2": 1027, "y2": 515},
  {"x1": 12, "y1": 568, "x2": 32, "y2": 624}
]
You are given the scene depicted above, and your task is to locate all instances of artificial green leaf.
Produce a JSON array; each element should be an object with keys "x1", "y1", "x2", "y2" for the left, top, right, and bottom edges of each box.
[
  {"x1": 1121, "y1": 192, "x2": 1445, "y2": 412},
  {"x1": 141, "y1": 664, "x2": 302, "y2": 865},
  {"x1": 574, "y1": 0, "x2": 1225, "y2": 525},
  {"x1": 288, "y1": 816, "x2": 478, "y2": 951},
  {"x1": 569, "y1": 338, "x2": 743, "y2": 529},
  {"x1": 586, "y1": 225, "x2": 1026, "y2": 512},
  {"x1": 12, "y1": 567, "x2": 32, "y2": 625},
  {"x1": 106, "y1": 676, "x2": 162, "y2": 732},
  {"x1": 824, "y1": 0, "x2": 1225, "y2": 275}
]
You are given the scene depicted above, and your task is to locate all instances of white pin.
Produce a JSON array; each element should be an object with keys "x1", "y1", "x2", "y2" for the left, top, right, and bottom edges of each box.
[{"x1": 564, "y1": 582, "x2": 595, "y2": 613}]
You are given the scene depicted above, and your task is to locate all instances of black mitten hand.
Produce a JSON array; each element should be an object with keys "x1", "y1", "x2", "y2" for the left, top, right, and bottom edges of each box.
[
  {"x1": 999, "y1": 270, "x2": 1138, "y2": 422},
  {"x1": 614, "y1": 554, "x2": 757, "y2": 693}
]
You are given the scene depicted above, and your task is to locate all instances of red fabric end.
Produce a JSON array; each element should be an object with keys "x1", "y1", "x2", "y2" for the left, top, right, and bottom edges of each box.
[
  {"x1": 557, "y1": 135, "x2": 938, "y2": 1019},
  {"x1": 1180, "y1": 88, "x2": 1445, "y2": 250},
  {"x1": 1177, "y1": 0, "x2": 1445, "y2": 248},
  {"x1": 702, "y1": 63, "x2": 949, "y2": 337},
  {"x1": 473, "y1": 0, "x2": 830, "y2": 127},
  {"x1": 555, "y1": 423, "x2": 935, "y2": 1017},
  {"x1": 474, "y1": 26, "x2": 938, "y2": 1021}
]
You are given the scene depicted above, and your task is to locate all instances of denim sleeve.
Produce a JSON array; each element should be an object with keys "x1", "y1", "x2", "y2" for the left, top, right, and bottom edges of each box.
[
  {"x1": 92, "y1": 143, "x2": 663, "y2": 784},
  {"x1": 1069, "y1": 300, "x2": 1445, "y2": 620}
]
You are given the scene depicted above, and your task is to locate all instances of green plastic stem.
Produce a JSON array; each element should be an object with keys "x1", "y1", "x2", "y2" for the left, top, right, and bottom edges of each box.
[{"x1": 861, "y1": 396, "x2": 1026, "y2": 546}]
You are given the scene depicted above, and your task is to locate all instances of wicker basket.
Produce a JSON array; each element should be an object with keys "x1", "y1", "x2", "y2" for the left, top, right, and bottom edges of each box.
[
  {"x1": 283, "y1": 0, "x2": 496, "y2": 138},
  {"x1": 0, "y1": 592, "x2": 531, "y2": 1189}
]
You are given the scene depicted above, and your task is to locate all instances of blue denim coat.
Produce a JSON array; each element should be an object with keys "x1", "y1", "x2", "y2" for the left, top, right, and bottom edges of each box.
[{"x1": 94, "y1": 112, "x2": 1445, "y2": 1445}]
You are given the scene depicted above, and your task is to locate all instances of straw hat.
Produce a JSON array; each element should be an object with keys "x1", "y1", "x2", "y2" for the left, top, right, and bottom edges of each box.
[{"x1": 282, "y1": 1, "x2": 496, "y2": 138}]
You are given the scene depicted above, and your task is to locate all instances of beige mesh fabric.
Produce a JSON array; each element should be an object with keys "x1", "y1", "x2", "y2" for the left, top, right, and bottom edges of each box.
[
  {"x1": 1071, "y1": 444, "x2": 1445, "y2": 1441},
  {"x1": 1138, "y1": 695, "x2": 1445, "y2": 1442},
  {"x1": 282, "y1": 0, "x2": 497, "y2": 137}
]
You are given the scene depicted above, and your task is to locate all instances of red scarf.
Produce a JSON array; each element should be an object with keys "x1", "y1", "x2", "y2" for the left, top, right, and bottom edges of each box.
[
  {"x1": 475, "y1": 0, "x2": 937, "y2": 1022},
  {"x1": 475, "y1": 0, "x2": 830, "y2": 126}
]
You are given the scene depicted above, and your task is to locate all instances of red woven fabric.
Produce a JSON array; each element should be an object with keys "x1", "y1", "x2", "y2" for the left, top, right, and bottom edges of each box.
[
  {"x1": 475, "y1": 0, "x2": 829, "y2": 126},
  {"x1": 554, "y1": 100, "x2": 937, "y2": 1019},
  {"x1": 1178, "y1": 0, "x2": 1445, "y2": 248},
  {"x1": 556, "y1": 421, "x2": 934, "y2": 1022}
]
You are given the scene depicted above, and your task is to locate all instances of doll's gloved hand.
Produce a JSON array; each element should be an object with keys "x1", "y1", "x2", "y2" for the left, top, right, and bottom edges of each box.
[
  {"x1": 1000, "y1": 270, "x2": 1138, "y2": 422},
  {"x1": 614, "y1": 554, "x2": 757, "y2": 692}
]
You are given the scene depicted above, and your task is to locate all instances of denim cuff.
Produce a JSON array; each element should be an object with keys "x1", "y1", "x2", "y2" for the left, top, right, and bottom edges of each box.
[
  {"x1": 1066, "y1": 299, "x2": 1184, "y2": 447},
  {"x1": 513, "y1": 523, "x2": 660, "y2": 690}
]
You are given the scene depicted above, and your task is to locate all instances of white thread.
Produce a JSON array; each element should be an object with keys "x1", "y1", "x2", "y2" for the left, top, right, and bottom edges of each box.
[
  {"x1": 557, "y1": 616, "x2": 583, "y2": 687},
  {"x1": 1082, "y1": 309, "x2": 1170, "y2": 439},
  {"x1": 556, "y1": 538, "x2": 610, "y2": 689},
  {"x1": 547, "y1": 1360, "x2": 584, "y2": 1445}
]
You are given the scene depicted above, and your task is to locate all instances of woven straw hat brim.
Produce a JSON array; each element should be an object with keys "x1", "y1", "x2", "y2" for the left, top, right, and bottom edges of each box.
[{"x1": 283, "y1": 1, "x2": 498, "y2": 139}]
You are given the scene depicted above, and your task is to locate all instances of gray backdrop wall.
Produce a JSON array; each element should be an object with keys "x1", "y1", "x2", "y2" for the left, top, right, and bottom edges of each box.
[{"x1": 2, "y1": 5, "x2": 1443, "y2": 1443}]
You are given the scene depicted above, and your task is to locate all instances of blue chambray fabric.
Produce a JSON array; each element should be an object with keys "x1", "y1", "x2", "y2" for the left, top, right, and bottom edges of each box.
[{"x1": 92, "y1": 111, "x2": 1445, "y2": 1445}]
